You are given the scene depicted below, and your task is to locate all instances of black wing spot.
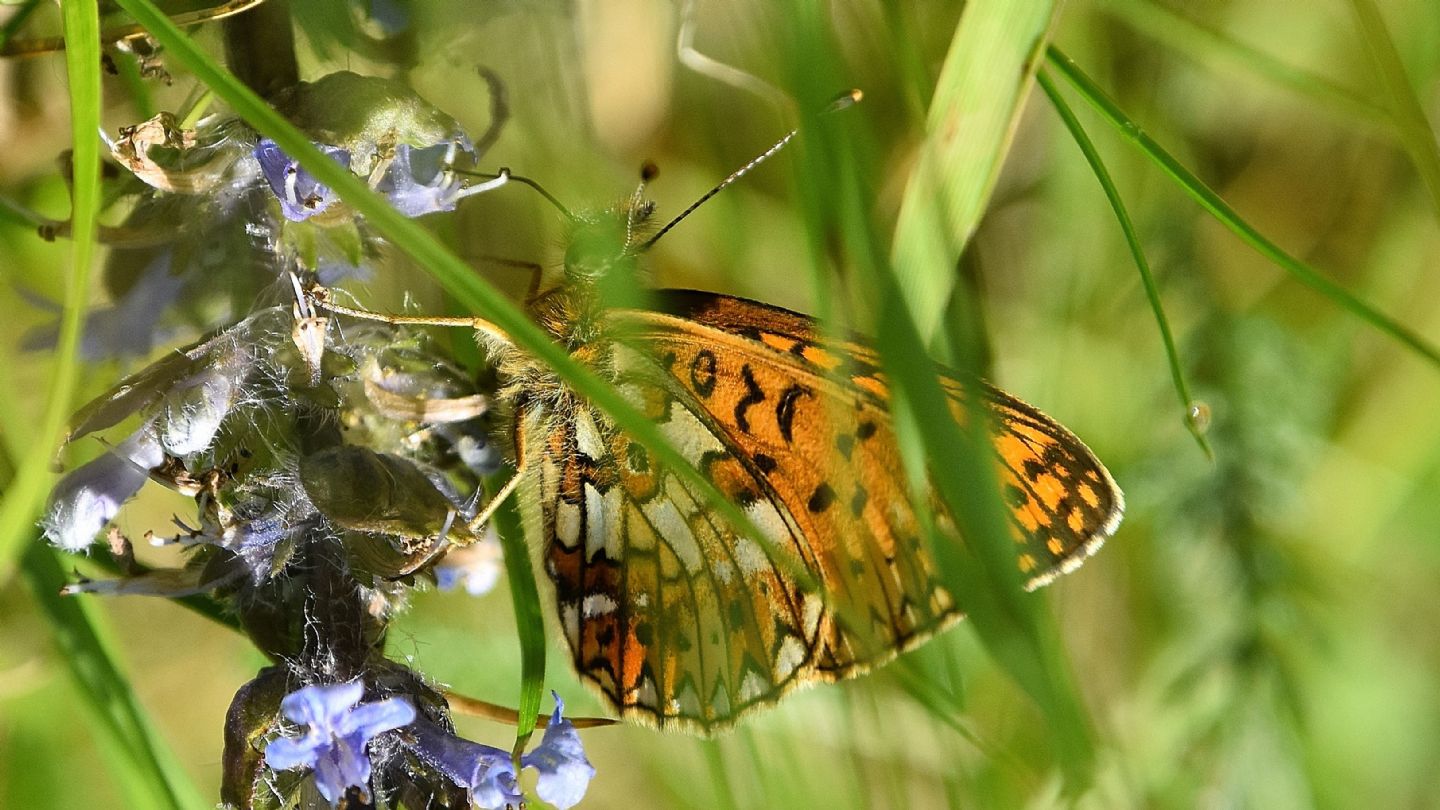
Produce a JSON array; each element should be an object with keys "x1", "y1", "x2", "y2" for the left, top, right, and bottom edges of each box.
[
  {"x1": 634, "y1": 622, "x2": 653, "y2": 645},
  {"x1": 808, "y1": 483, "x2": 837, "y2": 513},
  {"x1": 856, "y1": 420, "x2": 878, "y2": 440},
  {"x1": 753, "y1": 453, "x2": 778, "y2": 474},
  {"x1": 735, "y1": 364, "x2": 766, "y2": 433},
  {"x1": 775, "y1": 384, "x2": 809, "y2": 443},
  {"x1": 1022, "y1": 459, "x2": 1046, "y2": 481},
  {"x1": 690, "y1": 350, "x2": 717, "y2": 397}
]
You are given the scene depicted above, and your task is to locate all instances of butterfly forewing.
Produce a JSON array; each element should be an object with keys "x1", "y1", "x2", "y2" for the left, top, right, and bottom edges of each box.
[{"x1": 521, "y1": 290, "x2": 1123, "y2": 732}]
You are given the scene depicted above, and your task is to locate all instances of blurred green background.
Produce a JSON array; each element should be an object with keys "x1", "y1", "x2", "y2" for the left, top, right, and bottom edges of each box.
[{"x1": 2, "y1": 0, "x2": 1440, "y2": 807}]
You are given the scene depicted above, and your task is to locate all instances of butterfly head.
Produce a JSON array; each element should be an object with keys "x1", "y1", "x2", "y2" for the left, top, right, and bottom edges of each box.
[{"x1": 562, "y1": 200, "x2": 655, "y2": 286}]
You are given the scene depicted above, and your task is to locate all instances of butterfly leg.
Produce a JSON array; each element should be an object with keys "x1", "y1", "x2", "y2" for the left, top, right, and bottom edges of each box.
[
  {"x1": 309, "y1": 285, "x2": 512, "y2": 346},
  {"x1": 464, "y1": 470, "x2": 523, "y2": 535},
  {"x1": 466, "y1": 255, "x2": 546, "y2": 305}
]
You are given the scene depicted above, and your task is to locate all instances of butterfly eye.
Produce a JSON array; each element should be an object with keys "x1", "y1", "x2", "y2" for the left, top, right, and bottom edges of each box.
[{"x1": 563, "y1": 214, "x2": 631, "y2": 281}]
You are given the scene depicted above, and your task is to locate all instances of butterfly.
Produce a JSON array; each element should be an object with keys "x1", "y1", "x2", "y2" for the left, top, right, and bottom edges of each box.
[{"x1": 323, "y1": 168, "x2": 1123, "y2": 734}]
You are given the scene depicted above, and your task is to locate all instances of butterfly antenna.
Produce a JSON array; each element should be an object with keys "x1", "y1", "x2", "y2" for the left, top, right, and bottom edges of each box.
[
  {"x1": 458, "y1": 167, "x2": 573, "y2": 219},
  {"x1": 626, "y1": 161, "x2": 660, "y2": 249},
  {"x1": 640, "y1": 89, "x2": 861, "y2": 251}
]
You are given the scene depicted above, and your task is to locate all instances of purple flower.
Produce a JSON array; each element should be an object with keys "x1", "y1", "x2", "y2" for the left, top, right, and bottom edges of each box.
[
  {"x1": 523, "y1": 695, "x2": 596, "y2": 809},
  {"x1": 22, "y1": 251, "x2": 184, "y2": 360},
  {"x1": 263, "y1": 681, "x2": 416, "y2": 806},
  {"x1": 42, "y1": 426, "x2": 164, "y2": 551},
  {"x1": 407, "y1": 693, "x2": 595, "y2": 809},
  {"x1": 407, "y1": 719, "x2": 524, "y2": 809},
  {"x1": 374, "y1": 140, "x2": 474, "y2": 217},
  {"x1": 433, "y1": 536, "x2": 503, "y2": 597},
  {"x1": 256, "y1": 132, "x2": 496, "y2": 223},
  {"x1": 254, "y1": 138, "x2": 352, "y2": 221}
]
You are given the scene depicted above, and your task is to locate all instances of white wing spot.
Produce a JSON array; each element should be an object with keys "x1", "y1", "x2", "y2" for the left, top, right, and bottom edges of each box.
[
  {"x1": 582, "y1": 592, "x2": 618, "y2": 617},
  {"x1": 636, "y1": 674, "x2": 658, "y2": 709},
  {"x1": 735, "y1": 500, "x2": 791, "y2": 575},
  {"x1": 677, "y1": 680, "x2": 702, "y2": 717},
  {"x1": 656, "y1": 402, "x2": 726, "y2": 461},
  {"x1": 584, "y1": 483, "x2": 608, "y2": 561},
  {"x1": 738, "y1": 670, "x2": 768, "y2": 703},
  {"x1": 801, "y1": 593, "x2": 823, "y2": 641},
  {"x1": 709, "y1": 679, "x2": 731, "y2": 719},
  {"x1": 560, "y1": 601, "x2": 580, "y2": 649},
  {"x1": 775, "y1": 635, "x2": 806, "y2": 682},
  {"x1": 574, "y1": 408, "x2": 606, "y2": 459},
  {"x1": 556, "y1": 502, "x2": 581, "y2": 549}
]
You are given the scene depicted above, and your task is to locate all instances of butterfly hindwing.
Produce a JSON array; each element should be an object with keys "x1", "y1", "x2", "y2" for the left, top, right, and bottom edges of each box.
[{"x1": 525, "y1": 361, "x2": 820, "y2": 732}]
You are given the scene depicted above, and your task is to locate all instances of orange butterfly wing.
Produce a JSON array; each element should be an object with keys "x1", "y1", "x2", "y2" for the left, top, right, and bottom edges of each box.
[{"x1": 519, "y1": 291, "x2": 1123, "y2": 732}]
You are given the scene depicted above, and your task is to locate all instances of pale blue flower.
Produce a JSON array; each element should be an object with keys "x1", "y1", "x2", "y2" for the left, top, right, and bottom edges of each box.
[
  {"x1": 254, "y1": 138, "x2": 352, "y2": 221},
  {"x1": 374, "y1": 140, "x2": 473, "y2": 217},
  {"x1": 407, "y1": 718, "x2": 524, "y2": 809},
  {"x1": 407, "y1": 692, "x2": 594, "y2": 809},
  {"x1": 523, "y1": 695, "x2": 596, "y2": 809},
  {"x1": 42, "y1": 426, "x2": 164, "y2": 551},
  {"x1": 433, "y1": 536, "x2": 502, "y2": 597},
  {"x1": 263, "y1": 681, "x2": 416, "y2": 806}
]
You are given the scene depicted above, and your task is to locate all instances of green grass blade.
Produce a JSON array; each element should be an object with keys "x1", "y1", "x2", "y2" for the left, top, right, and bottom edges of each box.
[
  {"x1": 0, "y1": 0, "x2": 102, "y2": 587},
  {"x1": 785, "y1": 11, "x2": 1097, "y2": 786},
  {"x1": 489, "y1": 475, "x2": 545, "y2": 755},
  {"x1": 1101, "y1": 0, "x2": 1389, "y2": 126},
  {"x1": 874, "y1": 273, "x2": 1098, "y2": 789},
  {"x1": 1346, "y1": 0, "x2": 1440, "y2": 225},
  {"x1": 1046, "y1": 45, "x2": 1440, "y2": 370},
  {"x1": 20, "y1": 542, "x2": 208, "y2": 809},
  {"x1": 891, "y1": 0, "x2": 1060, "y2": 341},
  {"x1": 1036, "y1": 69, "x2": 1213, "y2": 459}
]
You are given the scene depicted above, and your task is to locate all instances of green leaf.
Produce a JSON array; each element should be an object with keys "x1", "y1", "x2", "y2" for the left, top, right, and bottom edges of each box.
[
  {"x1": 784, "y1": 5, "x2": 1097, "y2": 790},
  {"x1": 0, "y1": 0, "x2": 101, "y2": 588},
  {"x1": 1046, "y1": 45, "x2": 1440, "y2": 370},
  {"x1": 20, "y1": 543, "x2": 208, "y2": 810},
  {"x1": 891, "y1": 0, "x2": 1060, "y2": 342},
  {"x1": 1037, "y1": 69, "x2": 1213, "y2": 459},
  {"x1": 1346, "y1": 0, "x2": 1440, "y2": 226},
  {"x1": 489, "y1": 473, "x2": 546, "y2": 756}
]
